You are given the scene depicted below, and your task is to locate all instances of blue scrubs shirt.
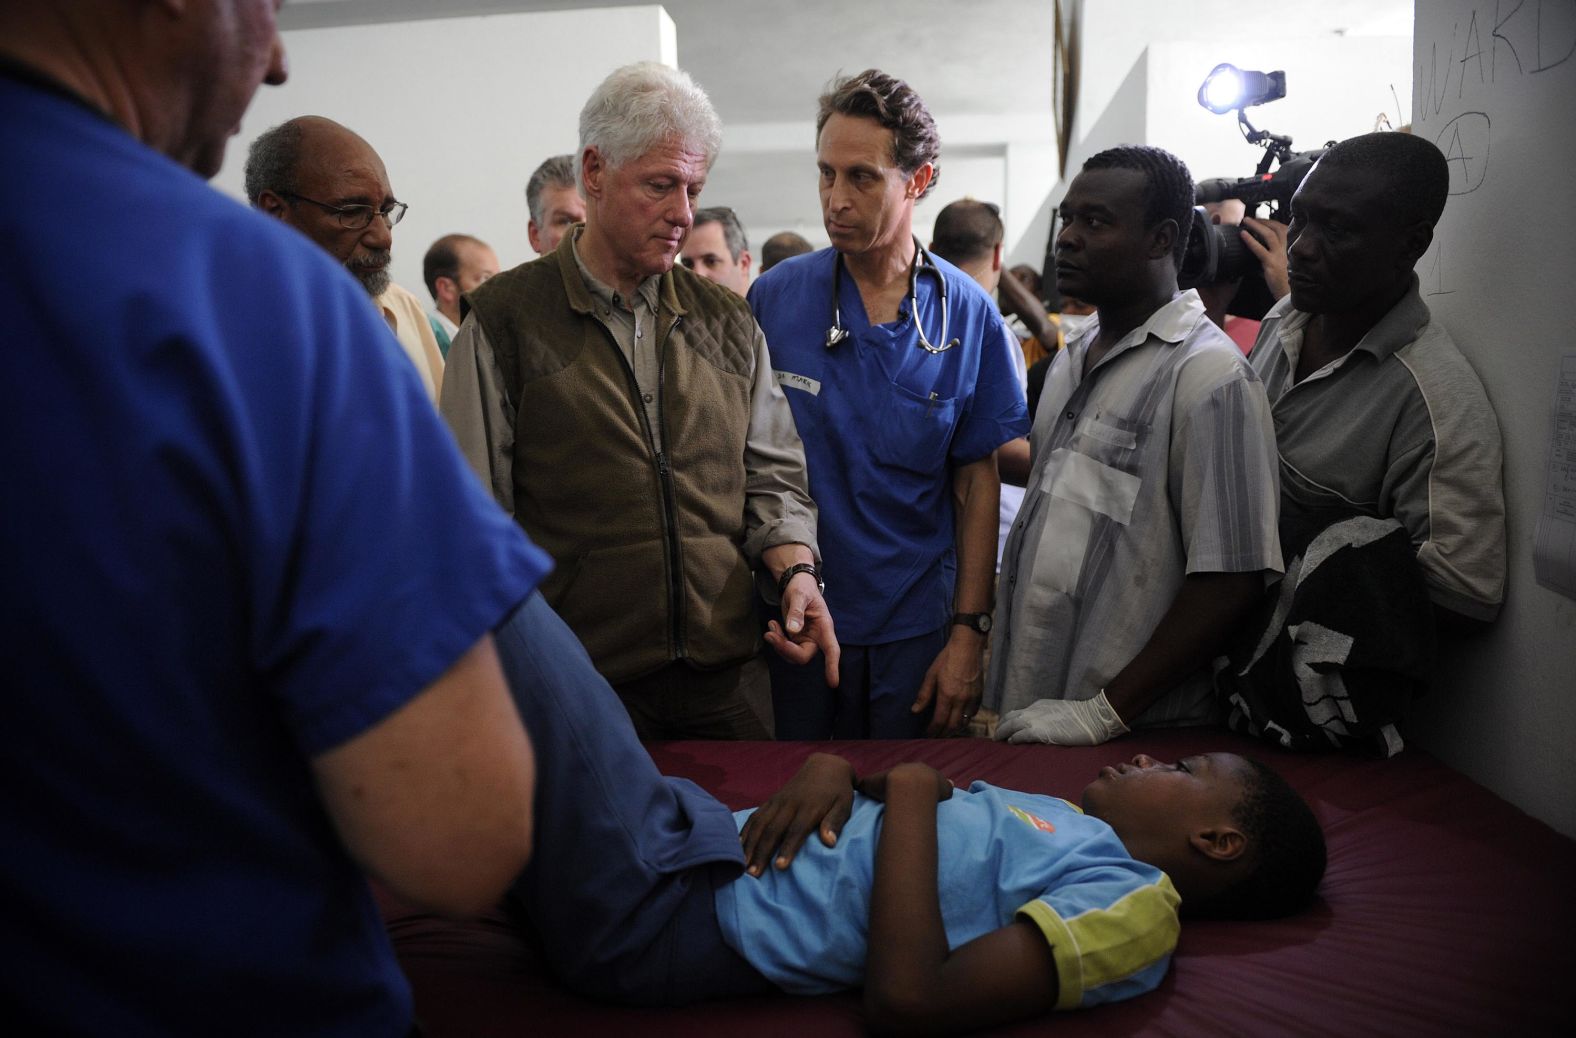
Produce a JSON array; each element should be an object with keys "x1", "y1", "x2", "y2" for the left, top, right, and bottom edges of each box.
[
  {"x1": 1, "y1": 70, "x2": 551, "y2": 1035},
  {"x1": 750, "y1": 249, "x2": 1028, "y2": 643}
]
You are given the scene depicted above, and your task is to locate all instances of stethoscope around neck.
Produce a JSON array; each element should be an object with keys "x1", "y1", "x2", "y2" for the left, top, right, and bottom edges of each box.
[{"x1": 825, "y1": 237, "x2": 960, "y2": 354}]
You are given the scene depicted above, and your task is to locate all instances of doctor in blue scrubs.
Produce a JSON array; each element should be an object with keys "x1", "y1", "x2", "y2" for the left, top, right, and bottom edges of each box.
[{"x1": 749, "y1": 69, "x2": 1028, "y2": 739}]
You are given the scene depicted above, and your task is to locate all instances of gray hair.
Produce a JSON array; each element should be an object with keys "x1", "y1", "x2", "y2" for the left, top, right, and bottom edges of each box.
[
  {"x1": 693, "y1": 206, "x2": 749, "y2": 261},
  {"x1": 525, "y1": 154, "x2": 577, "y2": 227},
  {"x1": 243, "y1": 120, "x2": 306, "y2": 205},
  {"x1": 578, "y1": 62, "x2": 722, "y2": 187}
]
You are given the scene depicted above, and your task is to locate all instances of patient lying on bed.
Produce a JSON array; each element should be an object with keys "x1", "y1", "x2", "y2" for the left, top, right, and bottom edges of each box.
[{"x1": 495, "y1": 593, "x2": 1327, "y2": 1036}]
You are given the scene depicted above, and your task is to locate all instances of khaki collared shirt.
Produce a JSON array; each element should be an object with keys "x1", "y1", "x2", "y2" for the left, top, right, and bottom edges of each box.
[
  {"x1": 573, "y1": 241, "x2": 669, "y2": 450},
  {"x1": 375, "y1": 281, "x2": 444, "y2": 403}
]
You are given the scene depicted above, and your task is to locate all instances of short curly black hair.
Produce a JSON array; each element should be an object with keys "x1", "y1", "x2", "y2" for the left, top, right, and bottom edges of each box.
[
  {"x1": 1187, "y1": 758, "x2": 1327, "y2": 920},
  {"x1": 816, "y1": 69, "x2": 941, "y2": 200},
  {"x1": 1081, "y1": 145, "x2": 1195, "y2": 266},
  {"x1": 1316, "y1": 131, "x2": 1449, "y2": 230}
]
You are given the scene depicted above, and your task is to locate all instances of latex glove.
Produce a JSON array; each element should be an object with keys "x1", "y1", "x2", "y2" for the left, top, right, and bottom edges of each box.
[{"x1": 994, "y1": 691, "x2": 1129, "y2": 746}]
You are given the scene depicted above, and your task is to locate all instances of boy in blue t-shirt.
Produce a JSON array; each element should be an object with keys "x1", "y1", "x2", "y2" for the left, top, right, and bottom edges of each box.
[{"x1": 495, "y1": 596, "x2": 1326, "y2": 1033}]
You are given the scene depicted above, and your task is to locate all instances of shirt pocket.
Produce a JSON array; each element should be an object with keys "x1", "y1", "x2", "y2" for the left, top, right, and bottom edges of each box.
[
  {"x1": 1070, "y1": 414, "x2": 1145, "y2": 475},
  {"x1": 873, "y1": 380, "x2": 959, "y2": 475},
  {"x1": 1040, "y1": 448, "x2": 1141, "y2": 526},
  {"x1": 1028, "y1": 447, "x2": 1143, "y2": 596}
]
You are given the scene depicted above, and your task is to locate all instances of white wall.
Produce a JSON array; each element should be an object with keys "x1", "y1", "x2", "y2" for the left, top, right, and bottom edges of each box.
[
  {"x1": 699, "y1": 113, "x2": 1056, "y2": 280},
  {"x1": 1057, "y1": 36, "x2": 1410, "y2": 220},
  {"x1": 212, "y1": 6, "x2": 675, "y2": 300},
  {"x1": 1407, "y1": 0, "x2": 1576, "y2": 838},
  {"x1": 1042, "y1": 2, "x2": 1410, "y2": 270},
  {"x1": 1073, "y1": 0, "x2": 1412, "y2": 148},
  {"x1": 1145, "y1": 37, "x2": 1412, "y2": 187}
]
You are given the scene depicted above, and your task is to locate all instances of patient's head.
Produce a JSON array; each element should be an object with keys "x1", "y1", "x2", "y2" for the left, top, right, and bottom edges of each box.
[{"x1": 1082, "y1": 752, "x2": 1325, "y2": 919}]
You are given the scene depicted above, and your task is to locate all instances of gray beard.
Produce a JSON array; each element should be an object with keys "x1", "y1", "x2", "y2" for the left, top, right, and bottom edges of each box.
[{"x1": 352, "y1": 264, "x2": 391, "y2": 298}]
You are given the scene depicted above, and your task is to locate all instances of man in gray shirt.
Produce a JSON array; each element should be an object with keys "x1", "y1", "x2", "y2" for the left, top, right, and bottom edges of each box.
[
  {"x1": 441, "y1": 62, "x2": 836, "y2": 740},
  {"x1": 1249, "y1": 132, "x2": 1504, "y2": 623},
  {"x1": 1218, "y1": 132, "x2": 1505, "y2": 755}
]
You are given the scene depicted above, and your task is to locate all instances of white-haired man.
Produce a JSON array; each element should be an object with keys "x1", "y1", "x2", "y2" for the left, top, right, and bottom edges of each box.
[{"x1": 441, "y1": 62, "x2": 836, "y2": 741}]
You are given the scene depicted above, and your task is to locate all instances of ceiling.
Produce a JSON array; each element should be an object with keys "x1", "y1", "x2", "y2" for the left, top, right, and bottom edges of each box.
[{"x1": 284, "y1": 0, "x2": 1413, "y2": 129}]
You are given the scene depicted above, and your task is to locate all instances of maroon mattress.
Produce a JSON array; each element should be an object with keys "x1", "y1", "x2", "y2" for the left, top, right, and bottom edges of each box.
[{"x1": 381, "y1": 730, "x2": 1572, "y2": 1036}]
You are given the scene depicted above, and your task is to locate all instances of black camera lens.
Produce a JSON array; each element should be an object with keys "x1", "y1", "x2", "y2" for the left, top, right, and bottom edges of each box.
[{"x1": 1212, "y1": 222, "x2": 1255, "y2": 283}]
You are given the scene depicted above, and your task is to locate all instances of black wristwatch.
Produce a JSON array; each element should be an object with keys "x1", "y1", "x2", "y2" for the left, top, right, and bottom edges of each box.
[
  {"x1": 777, "y1": 562, "x2": 824, "y2": 598},
  {"x1": 952, "y1": 611, "x2": 992, "y2": 634}
]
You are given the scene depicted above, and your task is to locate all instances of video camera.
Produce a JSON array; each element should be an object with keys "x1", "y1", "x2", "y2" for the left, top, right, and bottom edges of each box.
[{"x1": 1177, "y1": 63, "x2": 1330, "y2": 319}]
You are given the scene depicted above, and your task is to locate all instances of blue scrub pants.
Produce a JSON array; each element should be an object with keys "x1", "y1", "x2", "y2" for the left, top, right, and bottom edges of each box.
[
  {"x1": 763, "y1": 605, "x2": 948, "y2": 739},
  {"x1": 494, "y1": 592, "x2": 775, "y2": 1005}
]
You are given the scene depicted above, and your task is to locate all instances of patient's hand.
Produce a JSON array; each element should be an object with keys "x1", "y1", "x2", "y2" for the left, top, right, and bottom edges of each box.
[{"x1": 740, "y1": 752, "x2": 855, "y2": 876}]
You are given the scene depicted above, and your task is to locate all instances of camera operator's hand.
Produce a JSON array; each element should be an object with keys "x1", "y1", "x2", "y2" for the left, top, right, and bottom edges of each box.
[{"x1": 1240, "y1": 217, "x2": 1291, "y2": 302}]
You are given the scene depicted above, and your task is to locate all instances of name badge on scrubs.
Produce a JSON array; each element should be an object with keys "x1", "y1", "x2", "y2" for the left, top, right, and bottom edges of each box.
[{"x1": 775, "y1": 370, "x2": 822, "y2": 396}]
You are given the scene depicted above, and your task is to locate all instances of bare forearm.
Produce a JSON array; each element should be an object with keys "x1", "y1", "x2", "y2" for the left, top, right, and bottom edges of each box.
[
  {"x1": 862, "y1": 767, "x2": 1058, "y2": 1034},
  {"x1": 999, "y1": 272, "x2": 1056, "y2": 346},
  {"x1": 865, "y1": 769, "x2": 949, "y2": 1028},
  {"x1": 1103, "y1": 571, "x2": 1265, "y2": 722},
  {"x1": 313, "y1": 634, "x2": 536, "y2": 918},
  {"x1": 997, "y1": 437, "x2": 1031, "y2": 488},
  {"x1": 951, "y1": 456, "x2": 999, "y2": 614}
]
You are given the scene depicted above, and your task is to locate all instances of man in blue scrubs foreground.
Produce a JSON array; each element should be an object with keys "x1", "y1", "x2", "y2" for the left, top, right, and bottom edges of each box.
[
  {"x1": 495, "y1": 591, "x2": 1326, "y2": 1032},
  {"x1": 750, "y1": 69, "x2": 1029, "y2": 739},
  {"x1": 1, "y1": 2, "x2": 541, "y2": 1032}
]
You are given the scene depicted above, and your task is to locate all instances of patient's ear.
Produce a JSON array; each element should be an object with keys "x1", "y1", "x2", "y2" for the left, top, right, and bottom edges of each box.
[{"x1": 1190, "y1": 825, "x2": 1247, "y2": 863}]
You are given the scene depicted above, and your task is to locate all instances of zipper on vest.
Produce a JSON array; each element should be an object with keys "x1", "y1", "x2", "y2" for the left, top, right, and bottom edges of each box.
[
  {"x1": 588, "y1": 310, "x2": 688, "y2": 663},
  {"x1": 657, "y1": 314, "x2": 687, "y2": 659}
]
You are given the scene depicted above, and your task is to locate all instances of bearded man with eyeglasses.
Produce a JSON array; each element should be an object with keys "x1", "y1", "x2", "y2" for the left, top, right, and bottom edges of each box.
[{"x1": 246, "y1": 114, "x2": 445, "y2": 402}]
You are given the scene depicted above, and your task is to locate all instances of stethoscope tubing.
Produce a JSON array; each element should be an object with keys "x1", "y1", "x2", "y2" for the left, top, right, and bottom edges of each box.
[{"x1": 825, "y1": 238, "x2": 960, "y2": 353}]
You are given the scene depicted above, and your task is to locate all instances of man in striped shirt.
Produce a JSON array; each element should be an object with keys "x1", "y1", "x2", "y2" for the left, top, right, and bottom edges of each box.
[{"x1": 988, "y1": 146, "x2": 1283, "y2": 745}]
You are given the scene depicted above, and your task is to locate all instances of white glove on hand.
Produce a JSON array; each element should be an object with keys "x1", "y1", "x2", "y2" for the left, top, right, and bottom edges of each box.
[{"x1": 994, "y1": 691, "x2": 1129, "y2": 746}]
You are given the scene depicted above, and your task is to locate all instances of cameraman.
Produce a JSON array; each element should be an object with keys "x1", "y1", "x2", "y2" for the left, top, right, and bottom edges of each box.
[{"x1": 1220, "y1": 132, "x2": 1505, "y2": 754}]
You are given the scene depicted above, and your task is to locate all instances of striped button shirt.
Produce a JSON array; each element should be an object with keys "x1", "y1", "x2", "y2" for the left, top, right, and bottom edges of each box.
[{"x1": 988, "y1": 291, "x2": 1282, "y2": 726}]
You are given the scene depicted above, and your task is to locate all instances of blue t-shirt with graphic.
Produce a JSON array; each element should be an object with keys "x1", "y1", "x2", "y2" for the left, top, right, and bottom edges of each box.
[{"x1": 714, "y1": 781, "x2": 1179, "y2": 1009}]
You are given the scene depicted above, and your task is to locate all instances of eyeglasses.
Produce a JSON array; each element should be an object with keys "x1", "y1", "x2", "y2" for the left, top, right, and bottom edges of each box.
[{"x1": 282, "y1": 192, "x2": 408, "y2": 230}]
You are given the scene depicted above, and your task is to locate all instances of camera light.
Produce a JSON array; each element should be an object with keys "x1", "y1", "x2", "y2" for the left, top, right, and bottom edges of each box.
[
  {"x1": 1200, "y1": 65, "x2": 1244, "y2": 113},
  {"x1": 1197, "y1": 63, "x2": 1286, "y2": 114}
]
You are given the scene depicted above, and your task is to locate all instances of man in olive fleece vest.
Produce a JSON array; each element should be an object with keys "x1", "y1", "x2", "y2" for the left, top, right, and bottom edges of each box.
[{"x1": 441, "y1": 62, "x2": 837, "y2": 740}]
